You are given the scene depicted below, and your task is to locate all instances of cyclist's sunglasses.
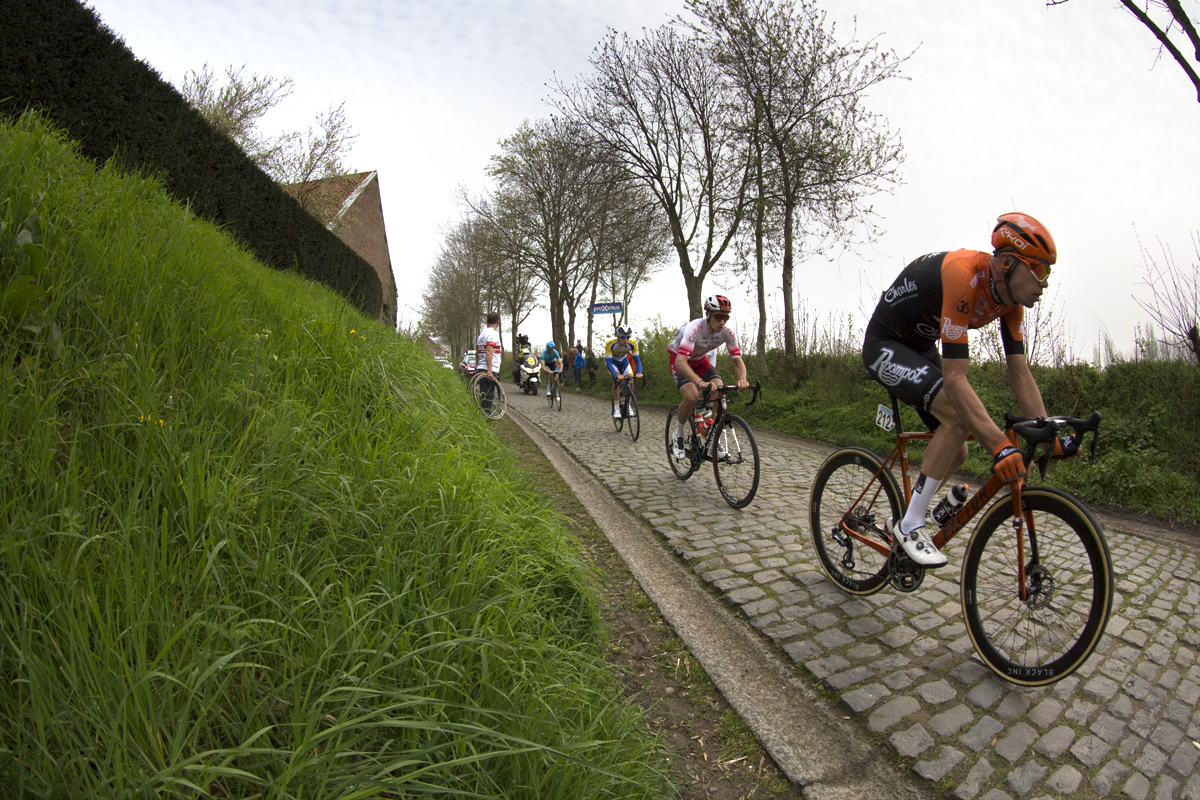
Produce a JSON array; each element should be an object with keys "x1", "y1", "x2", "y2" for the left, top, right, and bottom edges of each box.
[
  {"x1": 1014, "y1": 253, "x2": 1052, "y2": 282},
  {"x1": 710, "y1": 314, "x2": 729, "y2": 323}
]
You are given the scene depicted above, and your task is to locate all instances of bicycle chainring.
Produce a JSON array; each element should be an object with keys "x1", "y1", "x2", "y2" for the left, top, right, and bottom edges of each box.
[{"x1": 887, "y1": 547, "x2": 925, "y2": 593}]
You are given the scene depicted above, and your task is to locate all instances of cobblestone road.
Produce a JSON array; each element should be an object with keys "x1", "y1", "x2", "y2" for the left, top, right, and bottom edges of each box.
[{"x1": 507, "y1": 386, "x2": 1200, "y2": 800}]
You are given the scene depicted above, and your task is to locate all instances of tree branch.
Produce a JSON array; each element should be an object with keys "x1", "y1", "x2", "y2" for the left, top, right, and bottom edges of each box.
[{"x1": 1120, "y1": 0, "x2": 1200, "y2": 101}]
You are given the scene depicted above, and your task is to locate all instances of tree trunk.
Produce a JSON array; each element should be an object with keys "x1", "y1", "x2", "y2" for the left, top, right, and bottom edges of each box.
[
  {"x1": 781, "y1": 198, "x2": 796, "y2": 358},
  {"x1": 753, "y1": 125, "x2": 769, "y2": 382}
]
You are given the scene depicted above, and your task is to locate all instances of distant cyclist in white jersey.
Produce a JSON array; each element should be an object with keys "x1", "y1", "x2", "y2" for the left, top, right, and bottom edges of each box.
[{"x1": 667, "y1": 295, "x2": 749, "y2": 460}]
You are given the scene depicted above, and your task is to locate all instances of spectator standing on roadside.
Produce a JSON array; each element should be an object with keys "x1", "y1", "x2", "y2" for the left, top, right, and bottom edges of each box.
[
  {"x1": 475, "y1": 312, "x2": 502, "y2": 411},
  {"x1": 564, "y1": 344, "x2": 577, "y2": 386},
  {"x1": 573, "y1": 342, "x2": 585, "y2": 388},
  {"x1": 585, "y1": 349, "x2": 598, "y2": 386}
]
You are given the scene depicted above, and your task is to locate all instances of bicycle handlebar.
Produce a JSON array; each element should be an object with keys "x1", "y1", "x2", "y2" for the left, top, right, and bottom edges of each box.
[
  {"x1": 700, "y1": 381, "x2": 763, "y2": 407},
  {"x1": 1003, "y1": 411, "x2": 1102, "y2": 478}
]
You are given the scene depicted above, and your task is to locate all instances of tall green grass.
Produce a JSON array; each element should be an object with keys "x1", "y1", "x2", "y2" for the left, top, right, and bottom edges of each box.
[{"x1": 0, "y1": 112, "x2": 670, "y2": 798}]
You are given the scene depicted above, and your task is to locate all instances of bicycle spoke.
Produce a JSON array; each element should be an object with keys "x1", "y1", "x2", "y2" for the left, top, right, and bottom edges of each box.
[
  {"x1": 808, "y1": 448, "x2": 901, "y2": 595},
  {"x1": 471, "y1": 375, "x2": 505, "y2": 419},
  {"x1": 665, "y1": 405, "x2": 698, "y2": 480},
  {"x1": 962, "y1": 488, "x2": 1112, "y2": 686},
  {"x1": 713, "y1": 415, "x2": 759, "y2": 508}
]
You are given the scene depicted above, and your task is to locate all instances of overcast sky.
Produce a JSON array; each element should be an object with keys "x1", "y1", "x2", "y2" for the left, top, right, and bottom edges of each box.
[{"x1": 85, "y1": 0, "x2": 1199, "y2": 357}]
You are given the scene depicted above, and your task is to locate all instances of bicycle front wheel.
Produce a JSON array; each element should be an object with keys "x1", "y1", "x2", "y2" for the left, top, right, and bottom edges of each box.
[
  {"x1": 471, "y1": 375, "x2": 507, "y2": 420},
  {"x1": 626, "y1": 394, "x2": 640, "y2": 441},
  {"x1": 961, "y1": 487, "x2": 1113, "y2": 687},
  {"x1": 555, "y1": 384, "x2": 562, "y2": 411},
  {"x1": 665, "y1": 405, "x2": 698, "y2": 480},
  {"x1": 712, "y1": 415, "x2": 760, "y2": 509},
  {"x1": 612, "y1": 396, "x2": 624, "y2": 432},
  {"x1": 808, "y1": 447, "x2": 903, "y2": 595}
]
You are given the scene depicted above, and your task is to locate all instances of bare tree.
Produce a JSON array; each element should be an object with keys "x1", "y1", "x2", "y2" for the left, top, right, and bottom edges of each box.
[
  {"x1": 421, "y1": 215, "x2": 502, "y2": 358},
  {"x1": 686, "y1": 0, "x2": 906, "y2": 357},
  {"x1": 555, "y1": 26, "x2": 753, "y2": 318},
  {"x1": 1136, "y1": 230, "x2": 1200, "y2": 364},
  {"x1": 179, "y1": 64, "x2": 358, "y2": 216},
  {"x1": 589, "y1": 186, "x2": 672, "y2": 340},
  {"x1": 475, "y1": 117, "x2": 626, "y2": 348},
  {"x1": 1051, "y1": 1, "x2": 1200, "y2": 101},
  {"x1": 474, "y1": 201, "x2": 541, "y2": 353},
  {"x1": 180, "y1": 64, "x2": 293, "y2": 162}
]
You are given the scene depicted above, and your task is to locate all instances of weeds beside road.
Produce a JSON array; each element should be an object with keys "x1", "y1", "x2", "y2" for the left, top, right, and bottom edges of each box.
[
  {"x1": 543, "y1": 334, "x2": 1200, "y2": 526},
  {"x1": 494, "y1": 417, "x2": 802, "y2": 800}
]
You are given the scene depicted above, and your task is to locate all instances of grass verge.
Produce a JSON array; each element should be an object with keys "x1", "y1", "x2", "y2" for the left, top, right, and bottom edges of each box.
[{"x1": 0, "y1": 110, "x2": 671, "y2": 798}]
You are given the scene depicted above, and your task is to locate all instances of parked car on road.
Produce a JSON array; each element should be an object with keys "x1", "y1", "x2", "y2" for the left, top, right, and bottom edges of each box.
[
  {"x1": 434, "y1": 355, "x2": 454, "y2": 370},
  {"x1": 458, "y1": 351, "x2": 477, "y2": 378}
]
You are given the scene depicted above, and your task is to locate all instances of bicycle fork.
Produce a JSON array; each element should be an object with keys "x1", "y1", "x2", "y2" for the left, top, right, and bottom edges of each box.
[{"x1": 1009, "y1": 484, "x2": 1046, "y2": 606}]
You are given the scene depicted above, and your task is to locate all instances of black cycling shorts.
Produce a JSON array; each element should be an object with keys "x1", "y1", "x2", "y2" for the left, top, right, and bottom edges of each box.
[{"x1": 862, "y1": 334, "x2": 944, "y2": 431}]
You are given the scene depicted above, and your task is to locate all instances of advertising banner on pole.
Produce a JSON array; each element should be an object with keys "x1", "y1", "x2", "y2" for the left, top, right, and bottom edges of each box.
[{"x1": 590, "y1": 301, "x2": 623, "y2": 315}]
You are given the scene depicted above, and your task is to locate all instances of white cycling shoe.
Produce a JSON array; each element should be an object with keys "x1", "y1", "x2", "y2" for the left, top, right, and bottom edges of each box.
[
  {"x1": 886, "y1": 518, "x2": 948, "y2": 568},
  {"x1": 672, "y1": 438, "x2": 686, "y2": 461},
  {"x1": 613, "y1": 406, "x2": 623, "y2": 418}
]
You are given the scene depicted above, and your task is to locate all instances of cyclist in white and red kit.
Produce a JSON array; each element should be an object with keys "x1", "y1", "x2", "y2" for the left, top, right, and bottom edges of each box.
[{"x1": 667, "y1": 294, "x2": 750, "y2": 460}]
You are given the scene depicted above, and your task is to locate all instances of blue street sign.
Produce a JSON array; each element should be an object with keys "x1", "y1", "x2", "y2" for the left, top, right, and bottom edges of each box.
[{"x1": 590, "y1": 302, "x2": 623, "y2": 315}]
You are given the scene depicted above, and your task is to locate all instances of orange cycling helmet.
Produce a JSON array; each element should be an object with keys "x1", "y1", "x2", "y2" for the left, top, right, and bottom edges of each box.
[
  {"x1": 991, "y1": 213, "x2": 1057, "y2": 265},
  {"x1": 703, "y1": 294, "x2": 732, "y2": 315}
]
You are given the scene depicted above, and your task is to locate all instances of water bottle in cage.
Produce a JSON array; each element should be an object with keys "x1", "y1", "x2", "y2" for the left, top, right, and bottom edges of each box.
[{"x1": 931, "y1": 483, "x2": 969, "y2": 526}]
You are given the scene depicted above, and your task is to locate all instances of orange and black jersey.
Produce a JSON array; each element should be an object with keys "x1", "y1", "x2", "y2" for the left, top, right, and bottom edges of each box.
[{"x1": 865, "y1": 249, "x2": 1025, "y2": 360}]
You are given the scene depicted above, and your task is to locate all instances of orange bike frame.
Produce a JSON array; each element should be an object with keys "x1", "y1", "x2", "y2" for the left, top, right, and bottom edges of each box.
[{"x1": 845, "y1": 402, "x2": 1031, "y2": 596}]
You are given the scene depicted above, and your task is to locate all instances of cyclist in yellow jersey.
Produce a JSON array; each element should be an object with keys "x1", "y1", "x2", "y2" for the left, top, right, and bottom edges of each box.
[{"x1": 604, "y1": 326, "x2": 643, "y2": 419}]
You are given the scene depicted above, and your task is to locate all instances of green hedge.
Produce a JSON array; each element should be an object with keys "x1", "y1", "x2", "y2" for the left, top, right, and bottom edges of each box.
[{"x1": 0, "y1": 0, "x2": 383, "y2": 320}]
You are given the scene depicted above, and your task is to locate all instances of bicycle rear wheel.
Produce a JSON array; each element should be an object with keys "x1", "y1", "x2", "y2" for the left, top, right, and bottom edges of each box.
[
  {"x1": 808, "y1": 447, "x2": 903, "y2": 595},
  {"x1": 712, "y1": 415, "x2": 759, "y2": 508},
  {"x1": 665, "y1": 405, "x2": 698, "y2": 479},
  {"x1": 626, "y1": 393, "x2": 640, "y2": 441},
  {"x1": 961, "y1": 487, "x2": 1113, "y2": 686}
]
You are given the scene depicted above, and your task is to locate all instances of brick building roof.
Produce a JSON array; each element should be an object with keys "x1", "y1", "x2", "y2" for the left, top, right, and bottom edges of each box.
[{"x1": 285, "y1": 171, "x2": 398, "y2": 327}]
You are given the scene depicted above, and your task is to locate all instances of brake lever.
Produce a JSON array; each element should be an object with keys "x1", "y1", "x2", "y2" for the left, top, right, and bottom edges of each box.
[
  {"x1": 1036, "y1": 445, "x2": 1052, "y2": 481},
  {"x1": 745, "y1": 382, "x2": 762, "y2": 407},
  {"x1": 1084, "y1": 411, "x2": 1101, "y2": 460}
]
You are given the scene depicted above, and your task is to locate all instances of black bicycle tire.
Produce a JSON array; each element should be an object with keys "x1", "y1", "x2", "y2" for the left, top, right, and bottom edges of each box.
[
  {"x1": 712, "y1": 414, "x2": 760, "y2": 508},
  {"x1": 627, "y1": 393, "x2": 640, "y2": 441},
  {"x1": 555, "y1": 384, "x2": 562, "y2": 411},
  {"x1": 488, "y1": 382, "x2": 507, "y2": 419},
  {"x1": 961, "y1": 486, "x2": 1113, "y2": 687},
  {"x1": 666, "y1": 404, "x2": 699, "y2": 480},
  {"x1": 808, "y1": 447, "x2": 903, "y2": 595},
  {"x1": 612, "y1": 395, "x2": 624, "y2": 432}
]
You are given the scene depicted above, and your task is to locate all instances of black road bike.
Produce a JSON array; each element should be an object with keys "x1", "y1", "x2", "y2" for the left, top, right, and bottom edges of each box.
[
  {"x1": 665, "y1": 383, "x2": 762, "y2": 509},
  {"x1": 612, "y1": 375, "x2": 640, "y2": 441}
]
